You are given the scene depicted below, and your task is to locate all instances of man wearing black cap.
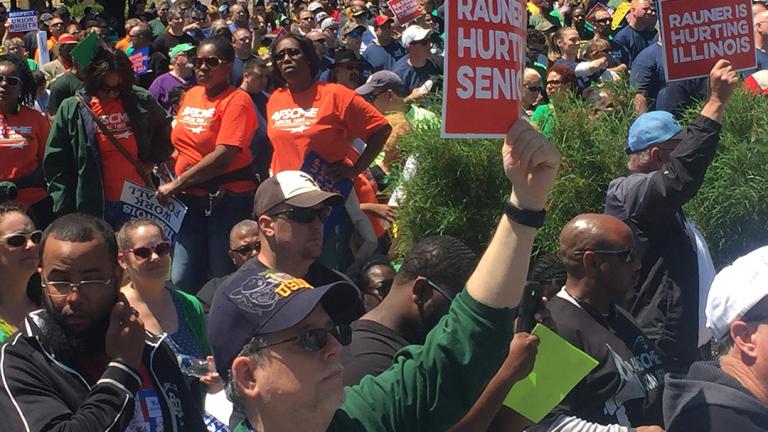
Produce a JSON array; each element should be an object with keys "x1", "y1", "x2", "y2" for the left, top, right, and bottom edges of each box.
[
  {"x1": 327, "y1": 48, "x2": 370, "y2": 89},
  {"x1": 362, "y1": 15, "x2": 406, "y2": 72},
  {"x1": 605, "y1": 60, "x2": 739, "y2": 373},
  {"x1": 209, "y1": 118, "x2": 559, "y2": 432}
]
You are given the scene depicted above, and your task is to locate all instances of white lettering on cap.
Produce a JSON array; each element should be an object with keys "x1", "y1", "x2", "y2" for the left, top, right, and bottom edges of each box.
[{"x1": 274, "y1": 170, "x2": 322, "y2": 199}]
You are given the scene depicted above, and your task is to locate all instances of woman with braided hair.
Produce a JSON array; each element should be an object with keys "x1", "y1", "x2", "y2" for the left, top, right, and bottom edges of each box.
[{"x1": 0, "y1": 53, "x2": 53, "y2": 228}]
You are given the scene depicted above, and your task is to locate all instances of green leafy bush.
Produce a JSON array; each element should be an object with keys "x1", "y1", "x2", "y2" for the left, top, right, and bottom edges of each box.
[{"x1": 396, "y1": 83, "x2": 768, "y2": 269}]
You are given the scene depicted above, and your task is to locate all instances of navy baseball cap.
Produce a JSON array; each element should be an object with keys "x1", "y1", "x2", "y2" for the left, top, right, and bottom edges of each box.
[
  {"x1": 208, "y1": 262, "x2": 363, "y2": 381},
  {"x1": 626, "y1": 111, "x2": 686, "y2": 154},
  {"x1": 357, "y1": 71, "x2": 408, "y2": 98}
]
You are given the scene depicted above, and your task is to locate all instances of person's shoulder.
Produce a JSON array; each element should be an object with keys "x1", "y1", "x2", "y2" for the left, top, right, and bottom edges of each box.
[{"x1": 392, "y1": 54, "x2": 410, "y2": 70}]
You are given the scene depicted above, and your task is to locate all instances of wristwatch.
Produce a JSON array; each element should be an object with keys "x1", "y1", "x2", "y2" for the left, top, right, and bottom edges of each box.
[{"x1": 503, "y1": 200, "x2": 546, "y2": 228}]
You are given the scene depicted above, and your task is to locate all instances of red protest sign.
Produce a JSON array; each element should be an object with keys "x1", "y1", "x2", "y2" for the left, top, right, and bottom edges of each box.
[
  {"x1": 441, "y1": 0, "x2": 527, "y2": 138},
  {"x1": 659, "y1": 0, "x2": 755, "y2": 82},
  {"x1": 387, "y1": 0, "x2": 422, "y2": 24}
]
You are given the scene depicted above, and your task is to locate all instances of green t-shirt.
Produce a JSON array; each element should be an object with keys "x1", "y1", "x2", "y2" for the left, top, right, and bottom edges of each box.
[
  {"x1": 234, "y1": 291, "x2": 517, "y2": 432},
  {"x1": 531, "y1": 103, "x2": 556, "y2": 140},
  {"x1": 26, "y1": 59, "x2": 38, "y2": 72},
  {"x1": 148, "y1": 18, "x2": 167, "y2": 39}
]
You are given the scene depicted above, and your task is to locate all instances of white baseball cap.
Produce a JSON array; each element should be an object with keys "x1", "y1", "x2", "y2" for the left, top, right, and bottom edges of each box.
[
  {"x1": 308, "y1": 1, "x2": 324, "y2": 12},
  {"x1": 401, "y1": 25, "x2": 432, "y2": 46},
  {"x1": 706, "y1": 246, "x2": 768, "y2": 340}
]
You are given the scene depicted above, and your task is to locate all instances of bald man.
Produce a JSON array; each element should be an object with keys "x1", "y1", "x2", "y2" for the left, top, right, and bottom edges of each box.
[
  {"x1": 528, "y1": 214, "x2": 665, "y2": 432},
  {"x1": 613, "y1": 0, "x2": 658, "y2": 67},
  {"x1": 196, "y1": 219, "x2": 260, "y2": 314}
]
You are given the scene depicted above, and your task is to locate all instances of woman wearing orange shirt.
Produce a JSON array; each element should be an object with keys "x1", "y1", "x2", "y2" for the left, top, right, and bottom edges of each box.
[
  {"x1": 156, "y1": 37, "x2": 258, "y2": 294},
  {"x1": 44, "y1": 46, "x2": 173, "y2": 227},
  {"x1": 0, "y1": 54, "x2": 52, "y2": 228},
  {"x1": 267, "y1": 33, "x2": 392, "y2": 180}
]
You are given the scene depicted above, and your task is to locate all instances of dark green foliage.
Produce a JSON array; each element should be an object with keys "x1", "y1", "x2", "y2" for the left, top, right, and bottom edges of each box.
[{"x1": 396, "y1": 83, "x2": 768, "y2": 269}]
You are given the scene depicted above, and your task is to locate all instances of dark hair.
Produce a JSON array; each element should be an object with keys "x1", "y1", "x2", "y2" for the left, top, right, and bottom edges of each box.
[
  {"x1": 199, "y1": 36, "x2": 236, "y2": 63},
  {"x1": 0, "y1": 53, "x2": 36, "y2": 107},
  {"x1": 31, "y1": 69, "x2": 46, "y2": 91},
  {"x1": 243, "y1": 57, "x2": 267, "y2": 75},
  {"x1": 270, "y1": 33, "x2": 320, "y2": 88},
  {"x1": 83, "y1": 45, "x2": 135, "y2": 96},
  {"x1": 41, "y1": 213, "x2": 118, "y2": 266},
  {"x1": 526, "y1": 28, "x2": 547, "y2": 48},
  {"x1": 395, "y1": 235, "x2": 477, "y2": 295},
  {"x1": 168, "y1": 4, "x2": 186, "y2": 20},
  {"x1": 0, "y1": 202, "x2": 28, "y2": 218},
  {"x1": 133, "y1": 23, "x2": 153, "y2": 42},
  {"x1": 213, "y1": 25, "x2": 234, "y2": 41}
]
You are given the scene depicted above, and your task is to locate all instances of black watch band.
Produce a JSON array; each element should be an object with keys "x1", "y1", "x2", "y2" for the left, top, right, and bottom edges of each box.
[{"x1": 503, "y1": 201, "x2": 546, "y2": 228}]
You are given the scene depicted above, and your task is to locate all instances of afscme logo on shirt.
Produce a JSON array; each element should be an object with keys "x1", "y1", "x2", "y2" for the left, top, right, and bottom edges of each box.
[
  {"x1": 271, "y1": 107, "x2": 320, "y2": 121},
  {"x1": 180, "y1": 107, "x2": 216, "y2": 118}
]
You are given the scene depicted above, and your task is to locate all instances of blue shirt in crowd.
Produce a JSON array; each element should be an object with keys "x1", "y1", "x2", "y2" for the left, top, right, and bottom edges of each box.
[
  {"x1": 362, "y1": 40, "x2": 407, "y2": 72},
  {"x1": 630, "y1": 43, "x2": 665, "y2": 111},
  {"x1": 613, "y1": 25, "x2": 658, "y2": 67},
  {"x1": 392, "y1": 55, "x2": 441, "y2": 91}
]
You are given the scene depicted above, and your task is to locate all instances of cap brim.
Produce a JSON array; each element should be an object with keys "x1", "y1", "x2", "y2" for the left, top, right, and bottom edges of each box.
[
  {"x1": 356, "y1": 81, "x2": 376, "y2": 96},
  {"x1": 259, "y1": 280, "x2": 362, "y2": 334},
  {"x1": 283, "y1": 190, "x2": 344, "y2": 209}
]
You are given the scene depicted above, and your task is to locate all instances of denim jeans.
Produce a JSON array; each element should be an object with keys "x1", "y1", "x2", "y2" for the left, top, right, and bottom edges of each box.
[{"x1": 171, "y1": 191, "x2": 254, "y2": 294}]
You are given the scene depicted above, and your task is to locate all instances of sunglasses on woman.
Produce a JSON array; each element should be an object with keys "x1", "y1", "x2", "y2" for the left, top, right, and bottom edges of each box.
[
  {"x1": 123, "y1": 241, "x2": 172, "y2": 259},
  {"x1": 259, "y1": 324, "x2": 352, "y2": 352},
  {"x1": 0, "y1": 75, "x2": 22, "y2": 87},
  {"x1": 269, "y1": 206, "x2": 330, "y2": 224},
  {"x1": 273, "y1": 47, "x2": 303, "y2": 61},
  {"x1": 193, "y1": 56, "x2": 227, "y2": 69},
  {"x1": 2, "y1": 230, "x2": 42, "y2": 248}
]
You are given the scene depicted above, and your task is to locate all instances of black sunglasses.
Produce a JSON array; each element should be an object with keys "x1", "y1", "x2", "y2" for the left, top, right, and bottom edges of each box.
[
  {"x1": 193, "y1": 56, "x2": 227, "y2": 69},
  {"x1": 0, "y1": 75, "x2": 22, "y2": 87},
  {"x1": 273, "y1": 47, "x2": 303, "y2": 61},
  {"x1": 231, "y1": 241, "x2": 260, "y2": 256},
  {"x1": 270, "y1": 207, "x2": 330, "y2": 224},
  {"x1": 526, "y1": 85, "x2": 542, "y2": 92},
  {"x1": 260, "y1": 324, "x2": 352, "y2": 352},
  {"x1": 572, "y1": 247, "x2": 635, "y2": 263},
  {"x1": 123, "y1": 241, "x2": 172, "y2": 259},
  {"x1": 2, "y1": 230, "x2": 42, "y2": 248}
]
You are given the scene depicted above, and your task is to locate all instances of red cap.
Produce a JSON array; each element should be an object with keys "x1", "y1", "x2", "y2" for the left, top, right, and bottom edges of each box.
[
  {"x1": 374, "y1": 15, "x2": 394, "y2": 27},
  {"x1": 744, "y1": 70, "x2": 768, "y2": 96},
  {"x1": 58, "y1": 33, "x2": 78, "y2": 44}
]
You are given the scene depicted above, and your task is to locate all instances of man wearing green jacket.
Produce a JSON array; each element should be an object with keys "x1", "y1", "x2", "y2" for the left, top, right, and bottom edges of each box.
[{"x1": 207, "y1": 119, "x2": 561, "y2": 432}]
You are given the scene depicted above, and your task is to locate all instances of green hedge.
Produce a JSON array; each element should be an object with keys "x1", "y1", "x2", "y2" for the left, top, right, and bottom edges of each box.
[{"x1": 396, "y1": 83, "x2": 768, "y2": 269}]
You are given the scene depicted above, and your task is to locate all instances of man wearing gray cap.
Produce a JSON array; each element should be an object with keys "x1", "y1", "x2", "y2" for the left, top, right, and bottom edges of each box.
[
  {"x1": 208, "y1": 118, "x2": 558, "y2": 431},
  {"x1": 663, "y1": 246, "x2": 768, "y2": 431}
]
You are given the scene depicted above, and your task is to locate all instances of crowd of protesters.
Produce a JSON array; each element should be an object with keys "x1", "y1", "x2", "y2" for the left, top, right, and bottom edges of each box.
[{"x1": 0, "y1": 0, "x2": 764, "y2": 431}]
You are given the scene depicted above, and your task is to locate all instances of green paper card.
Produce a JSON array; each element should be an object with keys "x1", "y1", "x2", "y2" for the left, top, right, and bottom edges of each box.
[
  {"x1": 503, "y1": 323, "x2": 599, "y2": 423},
  {"x1": 71, "y1": 31, "x2": 98, "y2": 68}
]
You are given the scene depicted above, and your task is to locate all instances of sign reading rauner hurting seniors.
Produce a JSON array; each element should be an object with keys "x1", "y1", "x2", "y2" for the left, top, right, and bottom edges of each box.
[
  {"x1": 659, "y1": 0, "x2": 755, "y2": 82},
  {"x1": 441, "y1": 0, "x2": 526, "y2": 138}
]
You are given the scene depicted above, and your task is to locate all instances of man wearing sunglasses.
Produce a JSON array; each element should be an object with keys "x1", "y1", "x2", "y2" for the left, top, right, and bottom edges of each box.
[
  {"x1": 528, "y1": 213, "x2": 665, "y2": 432},
  {"x1": 362, "y1": 15, "x2": 406, "y2": 73},
  {"x1": 613, "y1": 0, "x2": 658, "y2": 68},
  {"x1": 197, "y1": 219, "x2": 261, "y2": 315},
  {"x1": 664, "y1": 246, "x2": 768, "y2": 431},
  {"x1": 392, "y1": 25, "x2": 441, "y2": 99},
  {"x1": 0, "y1": 213, "x2": 206, "y2": 431},
  {"x1": 209, "y1": 118, "x2": 557, "y2": 432},
  {"x1": 606, "y1": 61, "x2": 738, "y2": 374}
]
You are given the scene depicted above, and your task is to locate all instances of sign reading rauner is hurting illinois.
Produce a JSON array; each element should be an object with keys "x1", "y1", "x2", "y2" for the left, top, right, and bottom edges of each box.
[
  {"x1": 441, "y1": 0, "x2": 526, "y2": 138},
  {"x1": 659, "y1": 0, "x2": 755, "y2": 82}
]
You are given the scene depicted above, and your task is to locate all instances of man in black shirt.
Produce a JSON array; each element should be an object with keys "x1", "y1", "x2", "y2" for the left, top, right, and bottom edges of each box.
[
  {"x1": 529, "y1": 213, "x2": 665, "y2": 432},
  {"x1": 152, "y1": 5, "x2": 198, "y2": 60},
  {"x1": 341, "y1": 235, "x2": 476, "y2": 385}
]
